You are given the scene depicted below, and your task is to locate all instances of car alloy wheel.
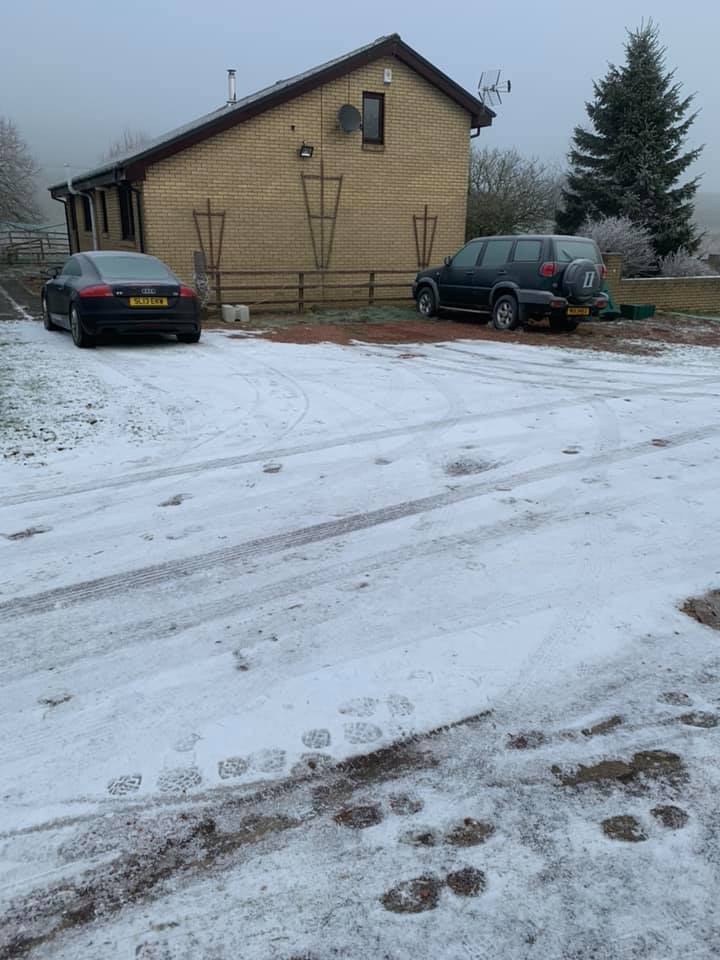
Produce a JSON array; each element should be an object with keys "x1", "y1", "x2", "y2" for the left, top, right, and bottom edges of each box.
[
  {"x1": 70, "y1": 306, "x2": 93, "y2": 348},
  {"x1": 493, "y1": 295, "x2": 519, "y2": 331},
  {"x1": 417, "y1": 288, "x2": 436, "y2": 318}
]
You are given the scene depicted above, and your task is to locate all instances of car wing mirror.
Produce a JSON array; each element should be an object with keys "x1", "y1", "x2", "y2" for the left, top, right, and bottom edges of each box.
[
  {"x1": 443, "y1": 255, "x2": 452, "y2": 266},
  {"x1": 48, "y1": 266, "x2": 60, "y2": 279}
]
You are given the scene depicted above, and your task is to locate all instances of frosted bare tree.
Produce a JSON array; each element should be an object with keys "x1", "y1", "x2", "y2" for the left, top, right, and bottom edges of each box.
[
  {"x1": 467, "y1": 147, "x2": 563, "y2": 239},
  {"x1": 578, "y1": 216, "x2": 655, "y2": 277},
  {"x1": 658, "y1": 248, "x2": 718, "y2": 277},
  {"x1": 102, "y1": 128, "x2": 151, "y2": 161},
  {"x1": 0, "y1": 117, "x2": 40, "y2": 222}
]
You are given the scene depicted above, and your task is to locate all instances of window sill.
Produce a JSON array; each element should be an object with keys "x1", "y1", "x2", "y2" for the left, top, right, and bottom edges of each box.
[{"x1": 362, "y1": 143, "x2": 385, "y2": 153}]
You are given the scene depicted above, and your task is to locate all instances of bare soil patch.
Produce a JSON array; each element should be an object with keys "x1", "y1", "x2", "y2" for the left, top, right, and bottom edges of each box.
[
  {"x1": 508, "y1": 731, "x2": 548, "y2": 750},
  {"x1": 333, "y1": 803, "x2": 383, "y2": 829},
  {"x1": 601, "y1": 815, "x2": 647, "y2": 842},
  {"x1": 446, "y1": 866, "x2": 487, "y2": 897},
  {"x1": 678, "y1": 711, "x2": 719, "y2": 728},
  {"x1": 554, "y1": 749, "x2": 685, "y2": 788},
  {"x1": 682, "y1": 590, "x2": 720, "y2": 631},
  {"x1": 581, "y1": 715, "x2": 624, "y2": 737},
  {"x1": 381, "y1": 876, "x2": 442, "y2": 914},
  {"x1": 651, "y1": 804, "x2": 689, "y2": 829},
  {"x1": 444, "y1": 818, "x2": 495, "y2": 847},
  {"x1": 218, "y1": 306, "x2": 720, "y2": 355}
]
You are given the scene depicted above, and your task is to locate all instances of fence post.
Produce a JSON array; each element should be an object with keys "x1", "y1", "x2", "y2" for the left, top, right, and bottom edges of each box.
[
  {"x1": 297, "y1": 272, "x2": 305, "y2": 313},
  {"x1": 369, "y1": 271, "x2": 375, "y2": 306}
]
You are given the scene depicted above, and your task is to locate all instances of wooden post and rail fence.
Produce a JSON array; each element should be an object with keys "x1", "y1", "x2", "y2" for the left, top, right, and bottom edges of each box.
[
  {"x1": 1, "y1": 228, "x2": 69, "y2": 265},
  {"x1": 202, "y1": 267, "x2": 417, "y2": 313}
]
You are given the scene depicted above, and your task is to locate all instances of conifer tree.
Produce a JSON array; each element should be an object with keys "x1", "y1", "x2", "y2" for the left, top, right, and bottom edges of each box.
[{"x1": 557, "y1": 21, "x2": 702, "y2": 256}]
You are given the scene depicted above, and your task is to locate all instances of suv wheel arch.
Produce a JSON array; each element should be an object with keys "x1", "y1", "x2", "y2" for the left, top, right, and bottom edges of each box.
[{"x1": 490, "y1": 282, "x2": 521, "y2": 305}]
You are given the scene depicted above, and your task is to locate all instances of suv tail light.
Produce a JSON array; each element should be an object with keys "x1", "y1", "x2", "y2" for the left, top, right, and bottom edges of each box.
[
  {"x1": 599, "y1": 263, "x2": 608, "y2": 279},
  {"x1": 79, "y1": 284, "x2": 113, "y2": 298},
  {"x1": 180, "y1": 285, "x2": 197, "y2": 298},
  {"x1": 539, "y1": 262, "x2": 557, "y2": 277}
]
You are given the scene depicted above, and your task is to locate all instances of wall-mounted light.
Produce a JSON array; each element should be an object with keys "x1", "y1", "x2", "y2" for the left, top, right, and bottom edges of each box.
[{"x1": 298, "y1": 142, "x2": 314, "y2": 159}]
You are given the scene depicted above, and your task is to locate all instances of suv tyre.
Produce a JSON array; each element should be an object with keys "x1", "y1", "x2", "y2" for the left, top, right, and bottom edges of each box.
[
  {"x1": 416, "y1": 286, "x2": 437, "y2": 318},
  {"x1": 562, "y1": 259, "x2": 602, "y2": 302},
  {"x1": 492, "y1": 294, "x2": 521, "y2": 331}
]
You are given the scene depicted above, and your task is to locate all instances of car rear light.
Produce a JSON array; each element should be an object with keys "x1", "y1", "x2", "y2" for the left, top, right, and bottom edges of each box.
[
  {"x1": 550, "y1": 299, "x2": 565, "y2": 309},
  {"x1": 539, "y1": 262, "x2": 557, "y2": 277},
  {"x1": 595, "y1": 296, "x2": 608, "y2": 307},
  {"x1": 79, "y1": 284, "x2": 113, "y2": 298},
  {"x1": 599, "y1": 263, "x2": 608, "y2": 279},
  {"x1": 180, "y1": 285, "x2": 197, "y2": 298}
]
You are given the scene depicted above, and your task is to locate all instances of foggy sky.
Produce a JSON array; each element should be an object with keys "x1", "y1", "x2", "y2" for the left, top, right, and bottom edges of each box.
[{"x1": 3, "y1": 0, "x2": 718, "y2": 222}]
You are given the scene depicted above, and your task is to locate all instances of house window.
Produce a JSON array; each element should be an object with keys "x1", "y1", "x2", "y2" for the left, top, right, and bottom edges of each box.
[
  {"x1": 118, "y1": 185, "x2": 135, "y2": 241},
  {"x1": 362, "y1": 92, "x2": 384, "y2": 144},
  {"x1": 81, "y1": 195, "x2": 92, "y2": 232},
  {"x1": 100, "y1": 192, "x2": 108, "y2": 233}
]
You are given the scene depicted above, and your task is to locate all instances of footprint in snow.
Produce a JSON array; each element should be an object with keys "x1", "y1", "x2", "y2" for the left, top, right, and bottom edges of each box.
[
  {"x1": 217, "y1": 756, "x2": 249, "y2": 780},
  {"x1": 338, "y1": 696, "x2": 378, "y2": 717},
  {"x1": 387, "y1": 694, "x2": 415, "y2": 717},
  {"x1": 302, "y1": 728, "x2": 332, "y2": 749},
  {"x1": 157, "y1": 766, "x2": 203, "y2": 794},
  {"x1": 107, "y1": 773, "x2": 142, "y2": 796},
  {"x1": 159, "y1": 493, "x2": 191, "y2": 507},
  {"x1": 344, "y1": 721, "x2": 383, "y2": 744},
  {"x1": 250, "y1": 748, "x2": 286, "y2": 772}
]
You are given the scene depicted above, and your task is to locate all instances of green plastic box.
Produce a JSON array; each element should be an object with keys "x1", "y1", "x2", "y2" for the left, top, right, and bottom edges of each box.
[{"x1": 620, "y1": 303, "x2": 656, "y2": 321}]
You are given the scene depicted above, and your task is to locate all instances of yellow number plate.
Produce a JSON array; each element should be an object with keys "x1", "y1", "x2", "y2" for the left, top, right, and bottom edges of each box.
[
  {"x1": 567, "y1": 306, "x2": 590, "y2": 316},
  {"x1": 129, "y1": 297, "x2": 168, "y2": 307}
]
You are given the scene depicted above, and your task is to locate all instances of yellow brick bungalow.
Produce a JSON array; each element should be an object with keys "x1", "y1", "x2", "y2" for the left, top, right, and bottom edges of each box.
[{"x1": 50, "y1": 34, "x2": 493, "y2": 306}]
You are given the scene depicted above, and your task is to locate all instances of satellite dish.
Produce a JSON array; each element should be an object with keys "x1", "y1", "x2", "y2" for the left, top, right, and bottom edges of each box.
[{"x1": 338, "y1": 104, "x2": 362, "y2": 133}]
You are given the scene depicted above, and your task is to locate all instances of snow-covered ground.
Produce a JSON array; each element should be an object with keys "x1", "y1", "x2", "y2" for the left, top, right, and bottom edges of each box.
[{"x1": 1, "y1": 307, "x2": 719, "y2": 959}]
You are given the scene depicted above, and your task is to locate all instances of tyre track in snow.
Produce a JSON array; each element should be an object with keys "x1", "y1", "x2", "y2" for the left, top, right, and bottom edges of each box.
[
  {"x1": 4, "y1": 369, "x2": 719, "y2": 510},
  {"x1": 1, "y1": 422, "x2": 717, "y2": 623},
  {"x1": 2, "y1": 487, "x2": 704, "y2": 776},
  {"x1": 492, "y1": 394, "x2": 623, "y2": 722}
]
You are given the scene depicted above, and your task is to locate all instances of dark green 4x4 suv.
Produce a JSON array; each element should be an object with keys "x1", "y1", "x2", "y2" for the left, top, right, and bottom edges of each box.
[{"x1": 412, "y1": 234, "x2": 608, "y2": 331}]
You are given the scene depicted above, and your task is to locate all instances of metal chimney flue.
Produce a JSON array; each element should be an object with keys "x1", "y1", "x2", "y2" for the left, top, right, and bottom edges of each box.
[{"x1": 227, "y1": 69, "x2": 237, "y2": 105}]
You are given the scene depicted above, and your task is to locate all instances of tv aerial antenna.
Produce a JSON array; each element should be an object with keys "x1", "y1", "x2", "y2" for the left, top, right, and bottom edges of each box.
[{"x1": 478, "y1": 70, "x2": 512, "y2": 107}]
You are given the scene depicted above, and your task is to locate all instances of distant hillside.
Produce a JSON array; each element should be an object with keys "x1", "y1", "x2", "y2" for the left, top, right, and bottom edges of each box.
[{"x1": 695, "y1": 192, "x2": 720, "y2": 250}]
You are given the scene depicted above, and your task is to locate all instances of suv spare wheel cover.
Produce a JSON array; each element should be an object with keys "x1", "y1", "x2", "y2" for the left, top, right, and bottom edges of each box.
[{"x1": 562, "y1": 259, "x2": 602, "y2": 301}]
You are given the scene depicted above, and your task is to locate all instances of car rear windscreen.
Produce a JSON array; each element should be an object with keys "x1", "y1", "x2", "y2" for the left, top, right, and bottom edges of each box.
[
  {"x1": 95, "y1": 257, "x2": 175, "y2": 281},
  {"x1": 553, "y1": 239, "x2": 602, "y2": 263}
]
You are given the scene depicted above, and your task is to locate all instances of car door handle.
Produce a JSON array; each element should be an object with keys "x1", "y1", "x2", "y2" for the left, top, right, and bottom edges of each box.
[
  {"x1": 497, "y1": 270, "x2": 508, "y2": 275},
  {"x1": 464, "y1": 270, "x2": 474, "y2": 277}
]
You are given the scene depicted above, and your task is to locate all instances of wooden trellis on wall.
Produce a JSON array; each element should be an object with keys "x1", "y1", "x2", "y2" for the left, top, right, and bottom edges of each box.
[
  {"x1": 193, "y1": 199, "x2": 226, "y2": 305},
  {"x1": 301, "y1": 163, "x2": 343, "y2": 269},
  {"x1": 413, "y1": 205, "x2": 438, "y2": 269}
]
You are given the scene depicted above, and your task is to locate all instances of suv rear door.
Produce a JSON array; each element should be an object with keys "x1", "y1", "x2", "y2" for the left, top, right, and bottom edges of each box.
[
  {"x1": 438, "y1": 239, "x2": 484, "y2": 307},
  {"x1": 473, "y1": 238, "x2": 515, "y2": 307}
]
